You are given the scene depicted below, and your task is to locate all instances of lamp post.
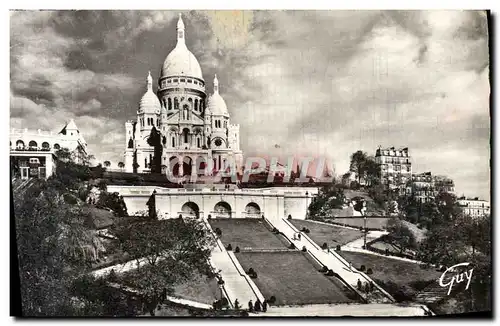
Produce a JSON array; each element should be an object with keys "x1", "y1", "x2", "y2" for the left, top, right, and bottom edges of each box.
[{"x1": 305, "y1": 191, "x2": 309, "y2": 219}]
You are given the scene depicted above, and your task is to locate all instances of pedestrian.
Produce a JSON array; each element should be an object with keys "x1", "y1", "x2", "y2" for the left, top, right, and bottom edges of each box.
[
  {"x1": 262, "y1": 300, "x2": 268, "y2": 312},
  {"x1": 234, "y1": 299, "x2": 241, "y2": 310},
  {"x1": 248, "y1": 300, "x2": 253, "y2": 312},
  {"x1": 349, "y1": 262, "x2": 352, "y2": 271},
  {"x1": 357, "y1": 279, "x2": 362, "y2": 290},
  {"x1": 364, "y1": 282, "x2": 370, "y2": 293},
  {"x1": 254, "y1": 299, "x2": 262, "y2": 312},
  {"x1": 298, "y1": 233, "x2": 301, "y2": 240},
  {"x1": 370, "y1": 281, "x2": 374, "y2": 292}
]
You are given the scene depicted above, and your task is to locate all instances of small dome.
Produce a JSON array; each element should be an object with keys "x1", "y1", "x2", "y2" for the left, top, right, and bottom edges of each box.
[
  {"x1": 161, "y1": 14, "x2": 203, "y2": 80},
  {"x1": 139, "y1": 71, "x2": 161, "y2": 113},
  {"x1": 207, "y1": 93, "x2": 228, "y2": 116},
  {"x1": 207, "y1": 74, "x2": 228, "y2": 116}
]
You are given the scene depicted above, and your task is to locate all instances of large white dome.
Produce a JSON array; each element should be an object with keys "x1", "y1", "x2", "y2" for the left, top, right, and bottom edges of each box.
[
  {"x1": 161, "y1": 14, "x2": 203, "y2": 80},
  {"x1": 161, "y1": 44, "x2": 203, "y2": 80}
]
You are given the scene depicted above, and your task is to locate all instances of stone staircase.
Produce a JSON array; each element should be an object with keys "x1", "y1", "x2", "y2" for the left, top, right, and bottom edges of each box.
[
  {"x1": 202, "y1": 218, "x2": 265, "y2": 307},
  {"x1": 414, "y1": 281, "x2": 449, "y2": 303}
]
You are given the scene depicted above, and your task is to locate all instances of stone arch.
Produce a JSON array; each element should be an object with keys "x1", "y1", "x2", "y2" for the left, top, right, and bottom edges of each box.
[
  {"x1": 214, "y1": 201, "x2": 232, "y2": 218},
  {"x1": 42, "y1": 141, "x2": 50, "y2": 149},
  {"x1": 29, "y1": 140, "x2": 37, "y2": 148},
  {"x1": 169, "y1": 156, "x2": 180, "y2": 176},
  {"x1": 183, "y1": 156, "x2": 193, "y2": 176},
  {"x1": 181, "y1": 201, "x2": 200, "y2": 218},
  {"x1": 16, "y1": 140, "x2": 24, "y2": 148},
  {"x1": 54, "y1": 143, "x2": 60, "y2": 150},
  {"x1": 195, "y1": 156, "x2": 209, "y2": 175},
  {"x1": 245, "y1": 202, "x2": 261, "y2": 218},
  {"x1": 168, "y1": 98, "x2": 172, "y2": 110},
  {"x1": 195, "y1": 99, "x2": 198, "y2": 111},
  {"x1": 182, "y1": 128, "x2": 190, "y2": 144}
]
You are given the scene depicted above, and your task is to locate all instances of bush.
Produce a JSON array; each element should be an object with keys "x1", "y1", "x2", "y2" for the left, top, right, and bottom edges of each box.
[
  {"x1": 226, "y1": 244, "x2": 232, "y2": 251},
  {"x1": 248, "y1": 268, "x2": 255, "y2": 275},
  {"x1": 289, "y1": 243, "x2": 296, "y2": 249},
  {"x1": 207, "y1": 214, "x2": 212, "y2": 220},
  {"x1": 302, "y1": 246, "x2": 307, "y2": 252},
  {"x1": 268, "y1": 296, "x2": 276, "y2": 304},
  {"x1": 272, "y1": 227, "x2": 278, "y2": 233},
  {"x1": 302, "y1": 227, "x2": 307, "y2": 232},
  {"x1": 215, "y1": 227, "x2": 222, "y2": 236},
  {"x1": 178, "y1": 214, "x2": 183, "y2": 219},
  {"x1": 385, "y1": 248, "x2": 389, "y2": 256},
  {"x1": 235, "y1": 246, "x2": 240, "y2": 253},
  {"x1": 336, "y1": 245, "x2": 341, "y2": 251},
  {"x1": 326, "y1": 269, "x2": 334, "y2": 276},
  {"x1": 360, "y1": 265, "x2": 366, "y2": 272},
  {"x1": 221, "y1": 297, "x2": 229, "y2": 307},
  {"x1": 321, "y1": 242, "x2": 328, "y2": 250},
  {"x1": 366, "y1": 268, "x2": 373, "y2": 275},
  {"x1": 305, "y1": 228, "x2": 310, "y2": 234},
  {"x1": 287, "y1": 214, "x2": 292, "y2": 220},
  {"x1": 321, "y1": 266, "x2": 328, "y2": 273},
  {"x1": 250, "y1": 272, "x2": 258, "y2": 279}
]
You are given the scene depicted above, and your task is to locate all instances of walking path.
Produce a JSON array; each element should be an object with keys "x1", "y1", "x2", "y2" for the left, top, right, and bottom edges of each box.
[
  {"x1": 254, "y1": 303, "x2": 430, "y2": 317},
  {"x1": 203, "y1": 218, "x2": 264, "y2": 306}
]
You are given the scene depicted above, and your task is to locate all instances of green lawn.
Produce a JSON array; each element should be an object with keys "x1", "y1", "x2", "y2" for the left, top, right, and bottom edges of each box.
[
  {"x1": 327, "y1": 217, "x2": 390, "y2": 230},
  {"x1": 209, "y1": 219, "x2": 288, "y2": 249},
  {"x1": 338, "y1": 251, "x2": 442, "y2": 301},
  {"x1": 235, "y1": 251, "x2": 357, "y2": 306},
  {"x1": 291, "y1": 220, "x2": 363, "y2": 247}
]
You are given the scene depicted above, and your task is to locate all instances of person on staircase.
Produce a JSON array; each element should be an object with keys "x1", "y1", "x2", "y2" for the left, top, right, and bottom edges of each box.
[
  {"x1": 248, "y1": 300, "x2": 254, "y2": 312},
  {"x1": 254, "y1": 299, "x2": 262, "y2": 312}
]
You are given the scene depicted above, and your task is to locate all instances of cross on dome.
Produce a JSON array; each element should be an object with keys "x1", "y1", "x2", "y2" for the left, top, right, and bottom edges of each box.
[
  {"x1": 214, "y1": 74, "x2": 219, "y2": 94},
  {"x1": 147, "y1": 71, "x2": 152, "y2": 89},
  {"x1": 177, "y1": 13, "x2": 185, "y2": 45}
]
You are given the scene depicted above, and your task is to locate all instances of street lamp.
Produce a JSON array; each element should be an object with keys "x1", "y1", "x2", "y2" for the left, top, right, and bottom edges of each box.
[{"x1": 305, "y1": 191, "x2": 309, "y2": 219}]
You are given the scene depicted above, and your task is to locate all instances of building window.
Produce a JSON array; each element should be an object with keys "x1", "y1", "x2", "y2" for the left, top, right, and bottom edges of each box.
[
  {"x1": 194, "y1": 81, "x2": 198, "y2": 85},
  {"x1": 180, "y1": 79, "x2": 185, "y2": 82},
  {"x1": 174, "y1": 98, "x2": 179, "y2": 110},
  {"x1": 197, "y1": 138, "x2": 201, "y2": 148},
  {"x1": 167, "y1": 79, "x2": 171, "y2": 83},
  {"x1": 172, "y1": 137, "x2": 175, "y2": 147},
  {"x1": 29, "y1": 140, "x2": 37, "y2": 148},
  {"x1": 173, "y1": 79, "x2": 178, "y2": 83},
  {"x1": 42, "y1": 142, "x2": 50, "y2": 149},
  {"x1": 195, "y1": 99, "x2": 198, "y2": 111},
  {"x1": 168, "y1": 98, "x2": 172, "y2": 110},
  {"x1": 187, "y1": 79, "x2": 192, "y2": 83}
]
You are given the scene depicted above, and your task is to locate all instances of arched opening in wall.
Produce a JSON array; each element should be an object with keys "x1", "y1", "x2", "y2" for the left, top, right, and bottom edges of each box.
[
  {"x1": 214, "y1": 201, "x2": 232, "y2": 218},
  {"x1": 182, "y1": 156, "x2": 192, "y2": 177},
  {"x1": 168, "y1": 98, "x2": 172, "y2": 110},
  {"x1": 182, "y1": 128, "x2": 189, "y2": 144},
  {"x1": 169, "y1": 156, "x2": 179, "y2": 177},
  {"x1": 16, "y1": 140, "x2": 24, "y2": 149},
  {"x1": 195, "y1": 99, "x2": 198, "y2": 111},
  {"x1": 29, "y1": 140, "x2": 37, "y2": 149},
  {"x1": 54, "y1": 143, "x2": 60, "y2": 150},
  {"x1": 42, "y1": 142, "x2": 50, "y2": 149},
  {"x1": 245, "y1": 202, "x2": 261, "y2": 218},
  {"x1": 181, "y1": 202, "x2": 200, "y2": 218},
  {"x1": 195, "y1": 156, "x2": 208, "y2": 176}
]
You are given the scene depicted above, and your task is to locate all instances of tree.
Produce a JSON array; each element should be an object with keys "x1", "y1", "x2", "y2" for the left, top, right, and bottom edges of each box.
[
  {"x1": 103, "y1": 161, "x2": 111, "y2": 168},
  {"x1": 387, "y1": 218, "x2": 417, "y2": 255},
  {"x1": 109, "y1": 218, "x2": 215, "y2": 314},
  {"x1": 349, "y1": 151, "x2": 368, "y2": 184},
  {"x1": 118, "y1": 162, "x2": 125, "y2": 171},
  {"x1": 147, "y1": 127, "x2": 163, "y2": 174}
]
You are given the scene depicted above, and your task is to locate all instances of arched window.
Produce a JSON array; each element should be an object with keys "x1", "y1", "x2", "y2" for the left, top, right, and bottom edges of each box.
[
  {"x1": 174, "y1": 98, "x2": 179, "y2": 109},
  {"x1": 54, "y1": 143, "x2": 60, "y2": 150},
  {"x1": 195, "y1": 99, "x2": 198, "y2": 111},
  {"x1": 168, "y1": 98, "x2": 172, "y2": 110},
  {"x1": 197, "y1": 137, "x2": 201, "y2": 148},
  {"x1": 29, "y1": 140, "x2": 37, "y2": 148},
  {"x1": 183, "y1": 130, "x2": 189, "y2": 143},
  {"x1": 16, "y1": 140, "x2": 24, "y2": 148},
  {"x1": 42, "y1": 142, "x2": 50, "y2": 149},
  {"x1": 188, "y1": 97, "x2": 192, "y2": 102},
  {"x1": 172, "y1": 137, "x2": 175, "y2": 147}
]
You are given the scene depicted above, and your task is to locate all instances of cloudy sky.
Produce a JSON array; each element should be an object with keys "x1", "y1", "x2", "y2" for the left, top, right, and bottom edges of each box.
[{"x1": 10, "y1": 10, "x2": 490, "y2": 199}]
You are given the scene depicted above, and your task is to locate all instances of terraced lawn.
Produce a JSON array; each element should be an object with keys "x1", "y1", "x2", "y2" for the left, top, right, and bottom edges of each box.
[
  {"x1": 339, "y1": 251, "x2": 442, "y2": 301},
  {"x1": 209, "y1": 219, "x2": 288, "y2": 249},
  {"x1": 327, "y1": 217, "x2": 390, "y2": 230},
  {"x1": 235, "y1": 251, "x2": 357, "y2": 306},
  {"x1": 291, "y1": 220, "x2": 363, "y2": 247}
]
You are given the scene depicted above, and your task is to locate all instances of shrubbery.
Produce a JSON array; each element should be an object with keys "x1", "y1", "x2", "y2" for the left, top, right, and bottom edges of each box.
[
  {"x1": 360, "y1": 265, "x2": 366, "y2": 272},
  {"x1": 235, "y1": 246, "x2": 240, "y2": 253},
  {"x1": 321, "y1": 243, "x2": 328, "y2": 250},
  {"x1": 366, "y1": 268, "x2": 373, "y2": 275},
  {"x1": 268, "y1": 296, "x2": 276, "y2": 304},
  {"x1": 302, "y1": 246, "x2": 307, "y2": 252},
  {"x1": 226, "y1": 244, "x2": 232, "y2": 251},
  {"x1": 326, "y1": 269, "x2": 334, "y2": 276}
]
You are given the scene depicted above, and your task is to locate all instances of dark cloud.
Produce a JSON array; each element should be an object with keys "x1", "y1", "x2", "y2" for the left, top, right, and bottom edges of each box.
[{"x1": 9, "y1": 10, "x2": 491, "y2": 200}]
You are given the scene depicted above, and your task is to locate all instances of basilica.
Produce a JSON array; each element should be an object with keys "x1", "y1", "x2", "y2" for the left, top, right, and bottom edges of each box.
[{"x1": 123, "y1": 14, "x2": 243, "y2": 177}]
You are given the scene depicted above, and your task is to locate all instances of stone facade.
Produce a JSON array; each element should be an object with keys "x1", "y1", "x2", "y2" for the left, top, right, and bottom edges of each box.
[
  {"x1": 457, "y1": 197, "x2": 490, "y2": 218},
  {"x1": 375, "y1": 146, "x2": 412, "y2": 194}
]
